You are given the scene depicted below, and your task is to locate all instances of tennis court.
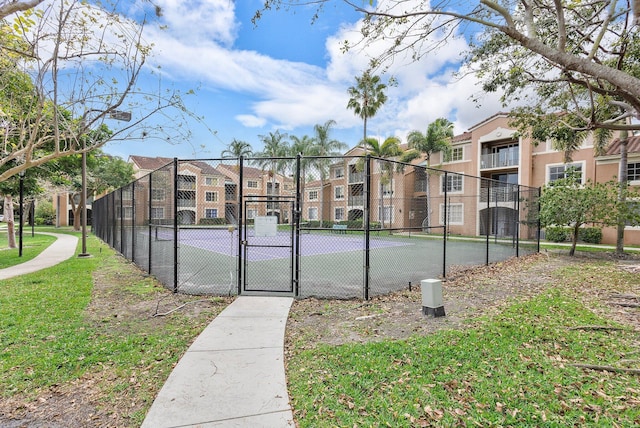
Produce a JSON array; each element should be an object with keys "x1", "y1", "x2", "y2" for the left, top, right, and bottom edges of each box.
[
  {"x1": 144, "y1": 226, "x2": 536, "y2": 298},
  {"x1": 92, "y1": 155, "x2": 540, "y2": 299}
]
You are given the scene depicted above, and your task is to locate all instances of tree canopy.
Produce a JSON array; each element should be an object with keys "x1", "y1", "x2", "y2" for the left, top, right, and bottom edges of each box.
[
  {"x1": 0, "y1": 0, "x2": 193, "y2": 183},
  {"x1": 258, "y1": 1, "x2": 640, "y2": 139}
]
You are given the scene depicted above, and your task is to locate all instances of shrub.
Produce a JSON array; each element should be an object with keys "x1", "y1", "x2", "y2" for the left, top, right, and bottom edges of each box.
[
  {"x1": 579, "y1": 227, "x2": 602, "y2": 244},
  {"x1": 545, "y1": 226, "x2": 568, "y2": 242},
  {"x1": 35, "y1": 201, "x2": 56, "y2": 225},
  {"x1": 199, "y1": 218, "x2": 226, "y2": 225}
]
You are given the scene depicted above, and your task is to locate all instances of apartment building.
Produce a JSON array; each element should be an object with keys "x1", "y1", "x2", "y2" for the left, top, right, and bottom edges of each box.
[{"x1": 124, "y1": 111, "x2": 638, "y2": 245}]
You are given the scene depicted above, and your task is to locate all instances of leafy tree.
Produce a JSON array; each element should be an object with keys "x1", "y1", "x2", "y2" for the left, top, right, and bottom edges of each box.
[
  {"x1": 221, "y1": 139, "x2": 253, "y2": 158},
  {"x1": 310, "y1": 120, "x2": 347, "y2": 226},
  {"x1": 401, "y1": 118, "x2": 454, "y2": 230},
  {"x1": 0, "y1": 1, "x2": 193, "y2": 184},
  {"x1": 347, "y1": 71, "x2": 388, "y2": 152},
  {"x1": 258, "y1": 1, "x2": 640, "y2": 134},
  {"x1": 253, "y1": 131, "x2": 290, "y2": 217},
  {"x1": 365, "y1": 136, "x2": 403, "y2": 228},
  {"x1": 539, "y1": 170, "x2": 637, "y2": 256}
]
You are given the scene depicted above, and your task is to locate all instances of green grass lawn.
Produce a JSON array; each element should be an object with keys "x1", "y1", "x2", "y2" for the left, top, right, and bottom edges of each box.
[
  {"x1": 0, "y1": 230, "x2": 57, "y2": 269},
  {"x1": 0, "y1": 232, "x2": 229, "y2": 426},
  {"x1": 287, "y1": 262, "x2": 640, "y2": 427}
]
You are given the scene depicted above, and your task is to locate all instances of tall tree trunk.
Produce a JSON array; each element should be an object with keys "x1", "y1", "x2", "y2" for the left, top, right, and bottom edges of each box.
[
  {"x1": 4, "y1": 195, "x2": 16, "y2": 248},
  {"x1": 616, "y1": 138, "x2": 628, "y2": 255},
  {"x1": 570, "y1": 223, "x2": 580, "y2": 256},
  {"x1": 70, "y1": 193, "x2": 82, "y2": 231}
]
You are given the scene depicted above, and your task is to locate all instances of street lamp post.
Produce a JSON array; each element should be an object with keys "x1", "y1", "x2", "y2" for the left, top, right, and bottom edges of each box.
[
  {"x1": 18, "y1": 170, "x2": 24, "y2": 257},
  {"x1": 78, "y1": 109, "x2": 131, "y2": 258}
]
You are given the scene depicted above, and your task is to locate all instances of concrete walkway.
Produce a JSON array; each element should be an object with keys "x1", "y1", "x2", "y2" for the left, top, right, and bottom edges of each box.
[
  {"x1": 141, "y1": 296, "x2": 295, "y2": 428},
  {"x1": 0, "y1": 232, "x2": 78, "y2": 280}
]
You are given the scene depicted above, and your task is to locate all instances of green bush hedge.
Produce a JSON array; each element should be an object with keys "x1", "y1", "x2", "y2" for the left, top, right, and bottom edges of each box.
[
  {"x1": 199, "y1": 218, "x2": 226, "y2": 225},
  {"x1": 579, "y1": 227, "x2": 602, "y2": 244},
  {"x1": 545, "y1": 226, "x2": 569, "y2": 242},
  {"x1": 35, "y1": 201, "x2": 56, "y2": 225}
]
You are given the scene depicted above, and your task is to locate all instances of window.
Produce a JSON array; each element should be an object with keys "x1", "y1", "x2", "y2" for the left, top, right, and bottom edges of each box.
[
  {"x1": 334, "y1": 186, "x2": 344, "y2": 200},
  {"x1": 123, "y1": 206, "x2": 133, "y2": 219},
  {"x1": 246, "y1": 209, "x2": 256, "y2": 220},
  {"x1": 625, "y1": 201, "x2": 640, "y2": 227},
  {"x1": 441, "y1": 174, "x2": 463, "y2": 193},
  {"x1": 152, "y1": 189, "x2": 165, "y2": 201},
  {"x1": 246, "y1": 194, "x2": 257, "y2": 201},
  {"x1": 335, "y1": 207, "x2": 345, "y2": 221},
  {"x1": 309, "y1": 190, "x2": 318, "y2": 200},
  {"x1": 247, "y1": 180, "x2": 258, "y2": 188},
  {"x1": 205, "y1": 191, "x2": 218, "y2": 202},
  {"x1": 205, "y1": 208, "x2": 218, "y2": 218},
  {"x1": 445, "y1": 147, "x2": 463, "y2": 162},
  {"x1": 382, "y1": 183, "x2": 393, "y2": 196},
  {"x1": 334, "y1": 167, "x2": 344, "y2": 179},
  {"x1": 440, "y1": 203, "x2": 463, "y2": 225},
  {"x1": 205, "y1": 177, "x2": 218, "y2": 186},
  {"x1": 122, "y1": 188, "x2": 132, "y2": 200},
  {"x1": 548, "y1": 163, "x2": 583, "y2": 183},
  {"x1": 628, "y1": 162, "x2": 640, "y2": 181},
  {"x1": 151, "y1": 207, "x2": 164, "y2": 219},
  {"x1": 308, "y1": 207, "x2": 318, "y2": 220},
  {"x1": 378, "y1": 206, "x2": 392, "y2": 222}
]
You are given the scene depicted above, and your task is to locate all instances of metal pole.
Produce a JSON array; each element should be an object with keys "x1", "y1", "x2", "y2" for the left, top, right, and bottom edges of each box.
[
  {"x1": 294, "y1": 154, "x2": 302, "y2": 297},
  {"x1": 442, "y1": 171, "x2": 447, "y2": 278},
  {"x1": 237, "y1": 156, "x2": 244, "y2": 295},
  {"x1": 486, "y1": 180, "x2": 491, "y2": 265},
  {"x1": 148, "y1": 173, "x2": 153, "y2": 275},
  {"x1": 515, "y1": 185, "x2": 520, "y2": 257},
  {"x1": 364, "y1": 155, "x2": 371, "y2": 301},
  {"x1": 131, "y1": 181, "x2": 136, "y2": 263},
  {"x1": 537, "y1": 187, "x2": 542, "y2": 253},
  {"x1": 19, "y1": 173, "x2": 24, "y2": 257},
  {"x1": 173, "y1": 158, "x2": 179, "y2": 293},
  {"x1": 79, "y1": 139, "x2": 90, "y2": 257}
]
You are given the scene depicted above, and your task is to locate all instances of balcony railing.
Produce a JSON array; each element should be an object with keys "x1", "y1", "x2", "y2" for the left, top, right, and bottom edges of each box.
[
  {"x1": 480, "y1": 186, "x2": 518, "y2": 203},
  {"x1": 177, "y1": 182, "x2": 196, "y2": 190},
  {"x1": 349, "y1": 195, "x2": 364, "y2": 206},
  {"x1": 177, "y1": 199, "x2": 196, "y2": 207},
  {"x1": 349, "y1": 172, "x2": 364, "y2": 183},
  {"x1": 480, "y1": 151, "x2": 519, "y2": 169}
]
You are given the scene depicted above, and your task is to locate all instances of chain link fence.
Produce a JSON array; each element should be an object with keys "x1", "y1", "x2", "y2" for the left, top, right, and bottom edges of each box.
[{"x1": 93, "y1": 156, "x2": 540, "y2": 299}]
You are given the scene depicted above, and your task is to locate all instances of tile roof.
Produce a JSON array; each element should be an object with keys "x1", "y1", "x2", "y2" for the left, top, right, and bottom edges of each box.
[
  {"x1": 605, "y1": 135, "x2": 640, "y2": 156},
  {"x1": 129, "y1": 155, "x2": 173, "y2": 171}
]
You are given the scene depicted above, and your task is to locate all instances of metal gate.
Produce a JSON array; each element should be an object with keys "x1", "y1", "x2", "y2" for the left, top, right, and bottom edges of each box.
[{"x1": 240, "y1": 195, "x2": 299, "y2": 295}]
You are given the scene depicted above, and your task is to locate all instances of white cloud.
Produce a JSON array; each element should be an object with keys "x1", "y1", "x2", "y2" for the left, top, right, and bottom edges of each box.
[
  {"x1": 139, "y1": 0, "x2": 514, "y2": 146},
  {"x1": 236, "y1": 114, "x2": 266, "y2": 128}
]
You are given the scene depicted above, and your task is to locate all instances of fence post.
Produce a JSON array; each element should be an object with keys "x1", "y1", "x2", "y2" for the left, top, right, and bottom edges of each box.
[
  {"x1": 120, "y1": 187, "x2": 124, "y2": 255},
  {"x1": 486, "y1": 179, "x2": 491, "y2": 265},
  {"x1": 294, "y1": 154, "x2": 301, "y2": 297},
  {"x1": 537, "y1": 187, "x2": 542, "y2": 253},
  {"x1": 237, "y1": 156, "x2": 244, "y2": 295},
  {"x1": 173, "y1": 158, "x2": 178, "y2": 293},
  {"x1": 148, "y1": 172, "x2": 153, "y2": 275},
  {"x1": 515, "y1": 184, "x2": 520, "y2": 257},
  {"x1": 364, "y1": 154, "x2": 371, "y2": 300},
  {"x1": 131, "y1": 181, "x2": 136, "y2": 264},
  {"x1": 443, "y1": 171, "x2": 448, "y2": 278}
]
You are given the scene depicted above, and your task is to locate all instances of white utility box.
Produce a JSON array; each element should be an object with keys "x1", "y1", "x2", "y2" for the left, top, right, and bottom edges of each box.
[{"x1": 421, "y1": 278, "x2": 445, "y2": 317}]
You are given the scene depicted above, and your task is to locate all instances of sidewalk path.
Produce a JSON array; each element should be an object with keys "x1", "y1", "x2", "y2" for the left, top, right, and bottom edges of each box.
[
  {"x1": 0, "y1": 232, "x2": 78, "y2": 280},
  {"x1": 142, "y1": 296, "x2": 295, "y2": 428}
]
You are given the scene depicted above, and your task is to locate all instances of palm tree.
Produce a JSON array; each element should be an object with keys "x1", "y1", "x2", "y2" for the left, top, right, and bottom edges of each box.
[
  {"x1": 253, "y1": 131, "x2": 290, "y2": 219},
  {"x1": 401, "y1": 117, "x2": 454, "y2": 231},
  {"x1": 347, "y1": 71, "x2": 388, "y2": 153},
  {"x1": 289, "y1": 134, "x2": 316, "y2": 217},
  {"x1": 312, "y1": 120, "x2": 347, "y2": 227},
  {"x1": 365, "y1": 136, "x2": 403, "y2": 228},
  {"x1": 221, "y1": 138, "x2": 253, "y2": 158}
]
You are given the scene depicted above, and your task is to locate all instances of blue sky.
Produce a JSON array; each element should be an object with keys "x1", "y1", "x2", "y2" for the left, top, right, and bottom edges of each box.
[{"x1": 99, "y1": 0, "x2": 509, "y2": 161}]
